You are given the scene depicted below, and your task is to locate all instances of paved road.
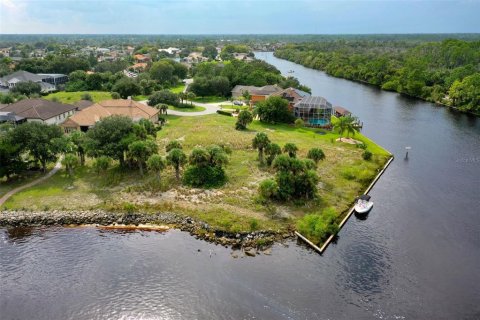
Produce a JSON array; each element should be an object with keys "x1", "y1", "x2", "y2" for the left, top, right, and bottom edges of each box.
[
  {"x1": 140, "y1": 100, "x2": 238, "y2": 117},
  {"x1": 0, "y1": 157, "x2": 63, "y2": 206}
]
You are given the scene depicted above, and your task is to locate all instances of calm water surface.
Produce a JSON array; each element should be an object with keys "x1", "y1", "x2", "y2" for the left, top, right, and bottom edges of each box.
[{"x1": 1, "y1": 52, "x2": 479, "y2": 320}]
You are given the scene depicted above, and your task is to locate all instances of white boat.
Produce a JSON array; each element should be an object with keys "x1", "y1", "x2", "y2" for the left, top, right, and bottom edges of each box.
[{"x1": 354, "y1": 195, "x2": 373, "y2": 214}]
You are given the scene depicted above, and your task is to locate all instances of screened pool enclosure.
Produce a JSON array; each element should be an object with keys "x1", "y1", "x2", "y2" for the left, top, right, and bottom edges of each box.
[{"x1": 293, "y1": 96, "x2": 333, "y2": 127}]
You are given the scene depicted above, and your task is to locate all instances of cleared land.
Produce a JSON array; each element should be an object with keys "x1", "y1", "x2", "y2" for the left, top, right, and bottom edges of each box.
[
  {"x1": 3, "y1": 114, "x2": 389, "y2": 237},
  {"x1": 168, "y1": 105, "x2": 206, "y2": 112}
]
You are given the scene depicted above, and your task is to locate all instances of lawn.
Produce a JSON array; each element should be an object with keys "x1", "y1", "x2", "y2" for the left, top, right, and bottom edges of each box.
[
  {"x1": 168, "y1": 105, "x2": 206, "y2": 112},
  {"x1": 191, "y1": 96, "x2": 227, "y2": 103},
  {"x1": 3, "y1": 114, "x2": 391, "y2": 241},
  {"x1": 45, "y1": 91, "x2": 112, "y2": 104},
  {"x1": 169, "y1": 84, "x2": 186, "y2": 94}
]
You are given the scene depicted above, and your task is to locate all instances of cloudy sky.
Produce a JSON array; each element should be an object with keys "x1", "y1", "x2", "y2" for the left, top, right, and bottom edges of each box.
[{"x1": 0, "y1": 0, "x2": 479, "y2": 34}]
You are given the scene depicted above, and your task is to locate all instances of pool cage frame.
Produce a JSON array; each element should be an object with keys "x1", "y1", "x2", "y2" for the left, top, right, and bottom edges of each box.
[{"x1": 293, "y1": 96, "x2": 333, "y2": 128}]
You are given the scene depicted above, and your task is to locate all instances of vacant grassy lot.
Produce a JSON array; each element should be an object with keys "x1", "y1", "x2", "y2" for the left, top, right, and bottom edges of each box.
[
  {"x1": 45, "y1": 91, "x2": 112, "y2": 104},
  {"x1": 169, "y1": 84, "x2": 186, "y2": 94},
  {"x1": 3, "y1": 114, "x2": 390, "y2": 237}
]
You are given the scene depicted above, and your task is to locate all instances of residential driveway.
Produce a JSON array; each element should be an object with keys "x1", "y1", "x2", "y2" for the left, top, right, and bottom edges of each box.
[{"x1": 139, "y1": 100, "x2": 236, "y2": 117}]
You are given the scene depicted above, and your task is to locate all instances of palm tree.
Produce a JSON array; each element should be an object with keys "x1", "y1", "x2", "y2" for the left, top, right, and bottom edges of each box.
[
  {"x1": 333, "y1": 116, "x2": 357, "y2": 139},
  {"x1": 283, "y1": 143, "x2": 298, "y2": 158},
  {"x1": 147, "y1": 154, "x2": 166, "y2": 182},
  {"x1": 187, "y1": 92, "x2": 196, "y2": 106},
  {"x1": 166, "y1": 148, "x2": 187, "y2": 181},
  {"x1": 252, "y1": 132, "x2": 271, "y2": 165},
  {"x1": 307, "y1": 148, "x2": 325, "y2": 164},
  {"x1": 265, "y1": 143, "x2": 282, "y2": 166},
  {"x1": 62, "y1": 153, "x2": 79, "y2": 178}
]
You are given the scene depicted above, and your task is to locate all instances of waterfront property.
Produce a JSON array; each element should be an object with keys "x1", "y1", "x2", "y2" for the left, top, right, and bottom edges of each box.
[
  {"x1": 0, "y1": 98, "x2": 77, "y2": 125},
  {"x1": 61, "y1": 99, "x2": 159, "y2": 132},
  {"x1": 293, "y1": 96, "x2": 333, "y2": 127},
  {"x1": 334, "y1": 106, "x2": 352, "y2": 118},
  {"x1": 231, "y1": 84, "x2": 282, "y2": 104},
  {"x1": 270, "y1": 87, "x2": 311, "y2": 110}
]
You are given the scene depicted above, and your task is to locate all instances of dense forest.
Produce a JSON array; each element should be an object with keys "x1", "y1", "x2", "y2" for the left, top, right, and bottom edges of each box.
[{"x1": 274, "y1": 39, "x2": 480, "y2": 115}]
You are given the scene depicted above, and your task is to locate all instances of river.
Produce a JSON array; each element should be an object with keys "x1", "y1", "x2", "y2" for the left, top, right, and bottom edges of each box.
[{"x1": 1, "y1": 52, "x2": 479, "y2": 320}]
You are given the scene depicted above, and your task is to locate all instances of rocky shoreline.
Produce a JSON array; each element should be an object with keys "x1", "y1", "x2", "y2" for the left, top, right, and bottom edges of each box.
[{"x1": 0, "y1": 210, "x2": 293, "y2": 255}]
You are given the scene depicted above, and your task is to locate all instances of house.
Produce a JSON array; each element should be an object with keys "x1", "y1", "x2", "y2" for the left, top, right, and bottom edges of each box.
[
  {"x1": 293, "y1": 96, "x2": 333, "y2": 127},
  {"x1": 231, "y1": 84, "x2": 282, "y2": 104},
  {"x1": 74, "y1": 99, "x2": 94, "y2": 110},
  {"x1": 0, "y1": 111, "x2": 25, "y2": 124},
  {"x1": 334, "y1": 106, "x2": 352, "y2": 118},
  {"x1": 134, "y1": 54, "x2": 151, "y2": 63},
  {"x1": 0, "y1": 47, "x2": 11, "y2": 57},
  {"x1": 130, "y1": 62, "x2": 148, "y2": 72},
  {"x1": 0, "y1": 98, "x2": 77, "y2": 125},
  {"x1": 61, "y1": 99, "x2": 159, "y2": 132},
  {"x1": 270, "y1": 87, "x2": 310, "y2": 110},
  {"x1": 158, "y1": 47, "x2": 181, "y2": 55},
  {"x1": 37, "y1": 73, "x2": 69, "y2": 86},
  {"x1": 0, "y1": 71, "x2": 57, "y2": 93}
]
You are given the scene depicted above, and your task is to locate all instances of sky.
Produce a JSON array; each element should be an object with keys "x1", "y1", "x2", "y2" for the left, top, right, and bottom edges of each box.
[{"x1": 0, "y1": 0, "x2": 479, "y2": 34}]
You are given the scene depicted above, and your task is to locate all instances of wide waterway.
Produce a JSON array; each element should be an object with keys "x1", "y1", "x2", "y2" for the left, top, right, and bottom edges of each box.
[{"x1": 1, "y1": 52, "x2": 479, "y2": 320}]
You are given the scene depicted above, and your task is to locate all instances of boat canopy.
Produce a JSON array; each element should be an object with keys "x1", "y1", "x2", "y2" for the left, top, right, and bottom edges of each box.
[{"x1": 359, "y1": 194, "x2": 371, "y2": 201}]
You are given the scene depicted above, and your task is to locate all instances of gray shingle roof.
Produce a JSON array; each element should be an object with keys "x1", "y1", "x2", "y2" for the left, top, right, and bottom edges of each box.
[
  {"x1": 0, "y1": 98, "x2": 76, "y2": 120},
  {"x1": 0, "y1": 71, "x2": 44, "y2": 84}
]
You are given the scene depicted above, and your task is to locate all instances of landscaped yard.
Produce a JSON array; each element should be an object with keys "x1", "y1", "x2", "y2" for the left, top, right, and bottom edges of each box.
[
  {"x1": 3, "y1": 114, "x2": 390, "y2": 238},
  {"x1": 45, "y1": 91, "x2": 112, "y2": 104}
]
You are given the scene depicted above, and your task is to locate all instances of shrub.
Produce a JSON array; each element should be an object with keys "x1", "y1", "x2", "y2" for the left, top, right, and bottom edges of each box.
[
  {"x1": 183, "y1": 165, "x2": 226, "y2": 188},
  {"x1": 307, "y1": 148, "x2": 325, "y2": 163},
  {"x1": 81, "y1": 93, "x2": 93, "y2": 101},
  {"x1": 296, "y1": 208, "x2": 339, "y2": 244},
  {"x1": 254, "y1": 96, "x2": 295, "y2": 124},
  {"x1": 217, "y1": 110, "x2": 233, "y2": 116},
  {"x1": 235, "y1": 110, "x2": 253, "y2": 130},
  {"x1": 259, "y1": 179, "x2": 278, "y2": 199},
  {"x1": 294, "y1": 118, "x2": 304, "y2": 128},
  {"x1": 165, "y1": 140, "x2": 182, "y2": 152},
  {"x1": 111, "y1": 92, "x2": 121, "y2": 99},
  {"x1": 362, "y1": 150, "x2": 373, "y2": 160},
  {"x1": 249, "y1": 219, "x2": 259, "y2": 231},
  {"x1": 93, "y1": 156, "x2": 111, "y2": 174}
]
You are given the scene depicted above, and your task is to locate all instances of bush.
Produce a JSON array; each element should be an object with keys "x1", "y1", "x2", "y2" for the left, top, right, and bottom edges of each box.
[
  {"x1": 81, "y1": 93, "x2": 93, "y2": 101},
  {"x1": 296, "y1": 208, "x2": 339, "y2": 244},
  {"x1": 307, "y1": 148, "x2": 325, "y2": 163},
  {"x1": 217, "y1": 110, "x2": 233, "y2": 116},
  {"x1": 249, "y1": 218, "x2": 259, "y2": 231},
  {"x1": 93, "y1": 156, "x2": 111, "y2": 174},
  {"x1": 235, "y1": 110, "x2": 253, "y2": 130},
  {"x1": 340, "y1": 167, "x2": 356, "y2": 180},
  {"x1": 183, "y1": 165, "x2": 226, "y2": 188},
  {"x1": 294, "y1": 118, "x2": 304, "y2": 128},
  {"x1": 362, "y1": 150, "x2": 373, "y2": 160},
  {"x1": 111, "y1": 92, "x2": 121, "y2": 99},
  {"x1": 259, "y1": 178, "x2": 278, "y2": 199}
]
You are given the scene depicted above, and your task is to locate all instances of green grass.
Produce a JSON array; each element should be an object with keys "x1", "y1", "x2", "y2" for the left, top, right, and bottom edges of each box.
[
  {"x1": 191, "y1": 96, "x2": 227, "y2": 103},
  {"x1": 169, "y1": 84, "x2": 186, "y2": 94},
  {"x1": 45, "y1": 91, "x2": 112, "y2": 104},
  {"x1": 132, "y1": 95, "x2": 149, "y2": 101},
  {"x1": 168, "y1": 105, "x2": 206, "y2": 112},
  {"x1": 219, "y1": 104, "x2": 249, "y2": 111},
  {"x1": 4, "y1": 114, "x2": 390, "y2": 244}
]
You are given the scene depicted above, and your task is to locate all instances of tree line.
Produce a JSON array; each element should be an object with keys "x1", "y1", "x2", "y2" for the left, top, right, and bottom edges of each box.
[
  {"x1": 274, "y1": 39, "x2": 480, "y2": 115},
  {"x1": 188, "y1": 59, "x2": 311, "y2": 97}
]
